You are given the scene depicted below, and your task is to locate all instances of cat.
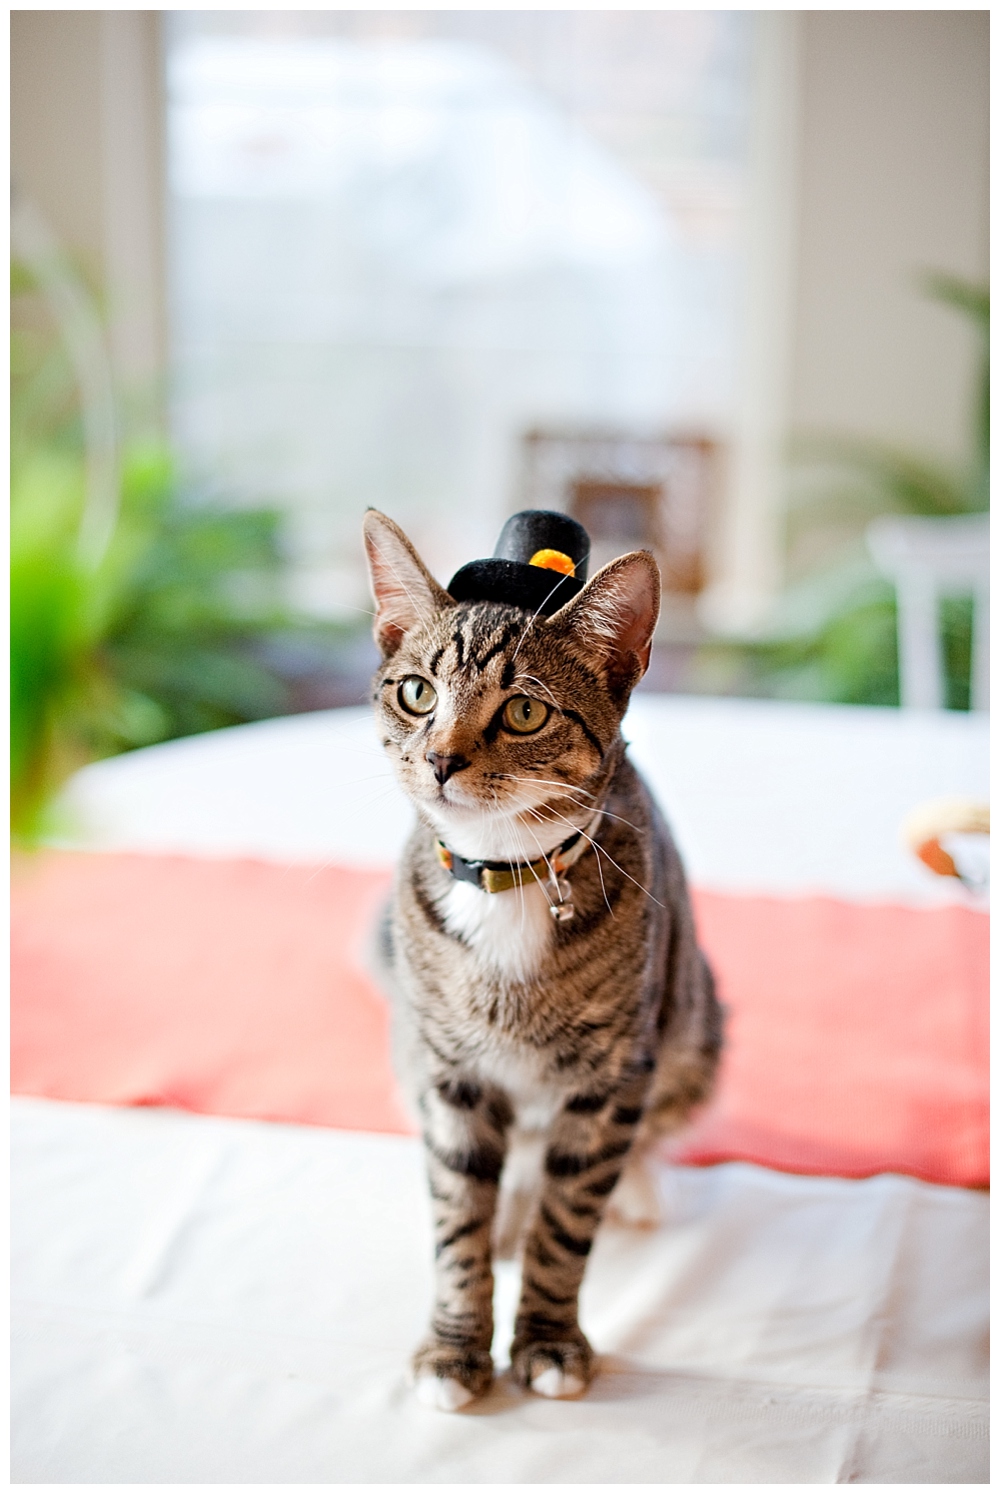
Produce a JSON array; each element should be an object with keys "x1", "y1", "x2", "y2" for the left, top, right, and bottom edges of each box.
[{"x1": 363, "y1": 508, "x2": 722, "y2": 1411}]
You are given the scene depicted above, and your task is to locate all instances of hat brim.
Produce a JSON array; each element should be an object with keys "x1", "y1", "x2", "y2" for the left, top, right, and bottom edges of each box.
[{"x1": 447, "y1": 559, "x2": 582, "y2": 616}]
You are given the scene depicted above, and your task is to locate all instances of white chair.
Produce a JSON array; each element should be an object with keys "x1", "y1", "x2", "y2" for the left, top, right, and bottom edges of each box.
[{"x1": 867, "y1": 514, "x2": 989, "y2": 710}]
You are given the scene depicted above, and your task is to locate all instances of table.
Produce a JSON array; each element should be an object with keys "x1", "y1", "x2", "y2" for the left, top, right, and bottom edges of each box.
[{"x1": 14, "y1": 696, "x2": 989, "y2": 1482}]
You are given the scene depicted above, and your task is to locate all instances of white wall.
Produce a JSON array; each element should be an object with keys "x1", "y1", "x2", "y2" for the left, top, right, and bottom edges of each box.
[
  {"x1": 790, "y1": 10, "x2": 988, "y2": 458},
  {"x1": 706, "y1": 9, "x2": 989, "y2": 633},
  {"x1": 11, "y1": 10, "x2": 168, "y2": 423},
  {"x1": 11, "y1": 11, "x2": 989, "y2": 631}
]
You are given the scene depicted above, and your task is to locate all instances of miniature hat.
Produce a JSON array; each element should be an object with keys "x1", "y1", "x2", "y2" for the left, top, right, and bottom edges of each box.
[{"x1": 448, "y1": 510, "x2": 590, "y2": 616}]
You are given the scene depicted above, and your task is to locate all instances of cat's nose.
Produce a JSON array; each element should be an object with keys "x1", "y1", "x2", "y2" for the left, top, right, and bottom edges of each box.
[{"x1": 426, "y1": 751, "x2": 470, "y2": 785}]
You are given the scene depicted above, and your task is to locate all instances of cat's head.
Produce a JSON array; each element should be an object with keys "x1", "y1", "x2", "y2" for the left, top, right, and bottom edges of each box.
[{"x1": 363, "y1": 509, "x2": 659, "y2": 842}]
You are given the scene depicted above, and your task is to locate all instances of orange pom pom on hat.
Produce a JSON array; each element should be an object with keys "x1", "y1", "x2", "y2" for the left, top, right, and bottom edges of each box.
[{"x1": 447, "y1": 510, "x2": 590, "y2": 616}]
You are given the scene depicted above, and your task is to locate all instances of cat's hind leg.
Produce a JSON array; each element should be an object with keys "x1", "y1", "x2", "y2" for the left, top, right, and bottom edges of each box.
[
  {"x1": 605, "y1": 1144, "x2": 664, "y2": 1227},
  {"x1": 492, "y1": 1126, "x2": 545, "y2": 1260}
]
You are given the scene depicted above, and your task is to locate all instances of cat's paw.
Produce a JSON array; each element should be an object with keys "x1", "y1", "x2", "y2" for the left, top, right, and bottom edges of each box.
[
  {"x1": 411, "y1": 1342, "x2": 493, "y2": 1412},
  {"x1": 510, "y1": 1334, "x2": 593, "y2": 1399},
  {"x1": 414, "y1": 1375, "x2": 476, "y2": 1412}
]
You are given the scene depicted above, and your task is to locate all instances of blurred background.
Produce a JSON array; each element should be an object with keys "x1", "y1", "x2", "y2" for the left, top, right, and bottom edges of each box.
[{"x1": 11, "y1": 10, "x2": 989, "y2": 838}]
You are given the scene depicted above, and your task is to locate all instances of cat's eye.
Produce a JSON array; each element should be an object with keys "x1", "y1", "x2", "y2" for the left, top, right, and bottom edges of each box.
[
  {"x1": 502, "y1": 696, "x2": 549, "y2": 734},
  {"x1": 398, "y1": 676, "x2": 437, "y2": 716}
]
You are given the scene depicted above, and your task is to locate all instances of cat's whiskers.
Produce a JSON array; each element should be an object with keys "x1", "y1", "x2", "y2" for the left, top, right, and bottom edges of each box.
[
  {"x1": 521, "y1": 804, "x2": 613, "y2": 920},
  {"x1": 502, "y1": 775, "x2": 645, "y2": 837},
  {"x1": 513, "y1": 791, "x2": 594, "y2": 845},
  {"x1": 499, "y1": 774, "x2": 596, "y2": 800},
  {"x1": 488, "y1": 786, "x2": 529, "y2": 936},
  {"x1": 494, "y1": 773, "x2": 605, "y2": 840},
  {"x1": 430, "y1": 785, "x2": 556, "y2": 863},
  {"x1": 342, "y1": 770, "x2": 398, "y2": 787},
  {"x1": 589, "y1": 822, "x2": 614, "y2": 918},
  {"x1": 525, "y1": 800, "x2": 664, "y2": 911},
  {"x1": 517, "y1": 815, "x2": 566, "y2": 914}
]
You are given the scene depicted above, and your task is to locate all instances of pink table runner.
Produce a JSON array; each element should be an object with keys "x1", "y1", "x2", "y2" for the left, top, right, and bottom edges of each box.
[{"x1": 11, "y1": 850, "x2": 988, "y2": 1186}]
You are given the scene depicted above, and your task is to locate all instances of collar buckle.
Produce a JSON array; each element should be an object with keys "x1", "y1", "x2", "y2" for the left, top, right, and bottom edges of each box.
[{"x1": 435, "y1": 826, "x2": 589, "y2": 900}]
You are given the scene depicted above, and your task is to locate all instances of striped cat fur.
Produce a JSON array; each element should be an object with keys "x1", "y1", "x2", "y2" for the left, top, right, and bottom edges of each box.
[{"x1": 364, "y1": 510, "x2": 722, "y2": 1411}]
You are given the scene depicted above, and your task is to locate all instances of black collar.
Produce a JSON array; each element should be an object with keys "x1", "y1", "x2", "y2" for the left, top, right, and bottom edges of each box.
[{"x1": 435, "y1": 830, "x2": 584, "y2": 894}]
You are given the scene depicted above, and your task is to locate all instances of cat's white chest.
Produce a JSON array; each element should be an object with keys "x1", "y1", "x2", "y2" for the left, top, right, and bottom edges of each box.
[{"x1": 440, "y1": 879, "x2": 554, "y2": 983}]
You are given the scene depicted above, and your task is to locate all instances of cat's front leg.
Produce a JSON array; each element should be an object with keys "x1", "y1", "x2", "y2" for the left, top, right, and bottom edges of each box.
[
  {"x1": 511, "y1": 1078, "x2": 647, "y2": 1398},
  {"x1": 413, "y1": 1077, "x2": 511, "y2": 1410}
]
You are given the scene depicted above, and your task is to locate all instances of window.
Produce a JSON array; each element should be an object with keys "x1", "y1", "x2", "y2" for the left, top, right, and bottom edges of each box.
[{"x1": 165, "y1": 12, "x2": 754, "y2": 619}]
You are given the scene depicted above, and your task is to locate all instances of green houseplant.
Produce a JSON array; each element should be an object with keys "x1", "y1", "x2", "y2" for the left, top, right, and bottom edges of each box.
[{"x1": 11, "y1": 253, "x2": 333, "y2": 841}]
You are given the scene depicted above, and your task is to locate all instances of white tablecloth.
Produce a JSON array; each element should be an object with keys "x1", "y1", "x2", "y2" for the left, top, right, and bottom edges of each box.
[
  {"x1": 55, "y1": 694, "x2": 988, "y2": 902},
  {"x1": 15, "y1": 696, "x2": 989, "y2": 1482},
  {"x1": 12, "y1": 1098, "x2": 988, "y2": 1483}
]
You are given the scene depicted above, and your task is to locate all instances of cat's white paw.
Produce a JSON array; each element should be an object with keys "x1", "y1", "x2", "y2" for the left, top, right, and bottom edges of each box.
[
  {"x1": 414, "y1": 1374, "x2": 476, "y2": 1412},
  {"x1": 606, "y1": 1156, "x2": 664, "y2": 1227},
  {"x1": 511, "y1": 1335, "x2": 593, "y2": 1398},
  {"x1": 530, "y1": 1365, "x2": 586, "y2": 1399}
]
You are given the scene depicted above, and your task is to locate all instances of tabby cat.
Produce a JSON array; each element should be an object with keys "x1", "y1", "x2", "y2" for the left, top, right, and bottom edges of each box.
[{"x1": 364, "y1": 508, "x2": 722, "y2": 1411}]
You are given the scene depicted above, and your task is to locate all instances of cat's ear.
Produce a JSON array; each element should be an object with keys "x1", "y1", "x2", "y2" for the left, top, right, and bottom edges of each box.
[
  {"x1": 552, "y1": 551, "x2": 661, "y2": 697},
  {"x1": 362, "y1": 510, "x2": 453, "y2": 657}
]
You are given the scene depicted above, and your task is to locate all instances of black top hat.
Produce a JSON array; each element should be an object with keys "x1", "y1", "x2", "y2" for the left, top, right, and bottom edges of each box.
[{"x1": 448, "y1": 510, "x2": 590, "y2": 616}]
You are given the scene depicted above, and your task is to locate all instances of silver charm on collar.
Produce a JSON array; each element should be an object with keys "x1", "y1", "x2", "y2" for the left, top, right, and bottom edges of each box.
[{"x1": 548, "y1": 874, "x2": 575, "y2": 922}]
